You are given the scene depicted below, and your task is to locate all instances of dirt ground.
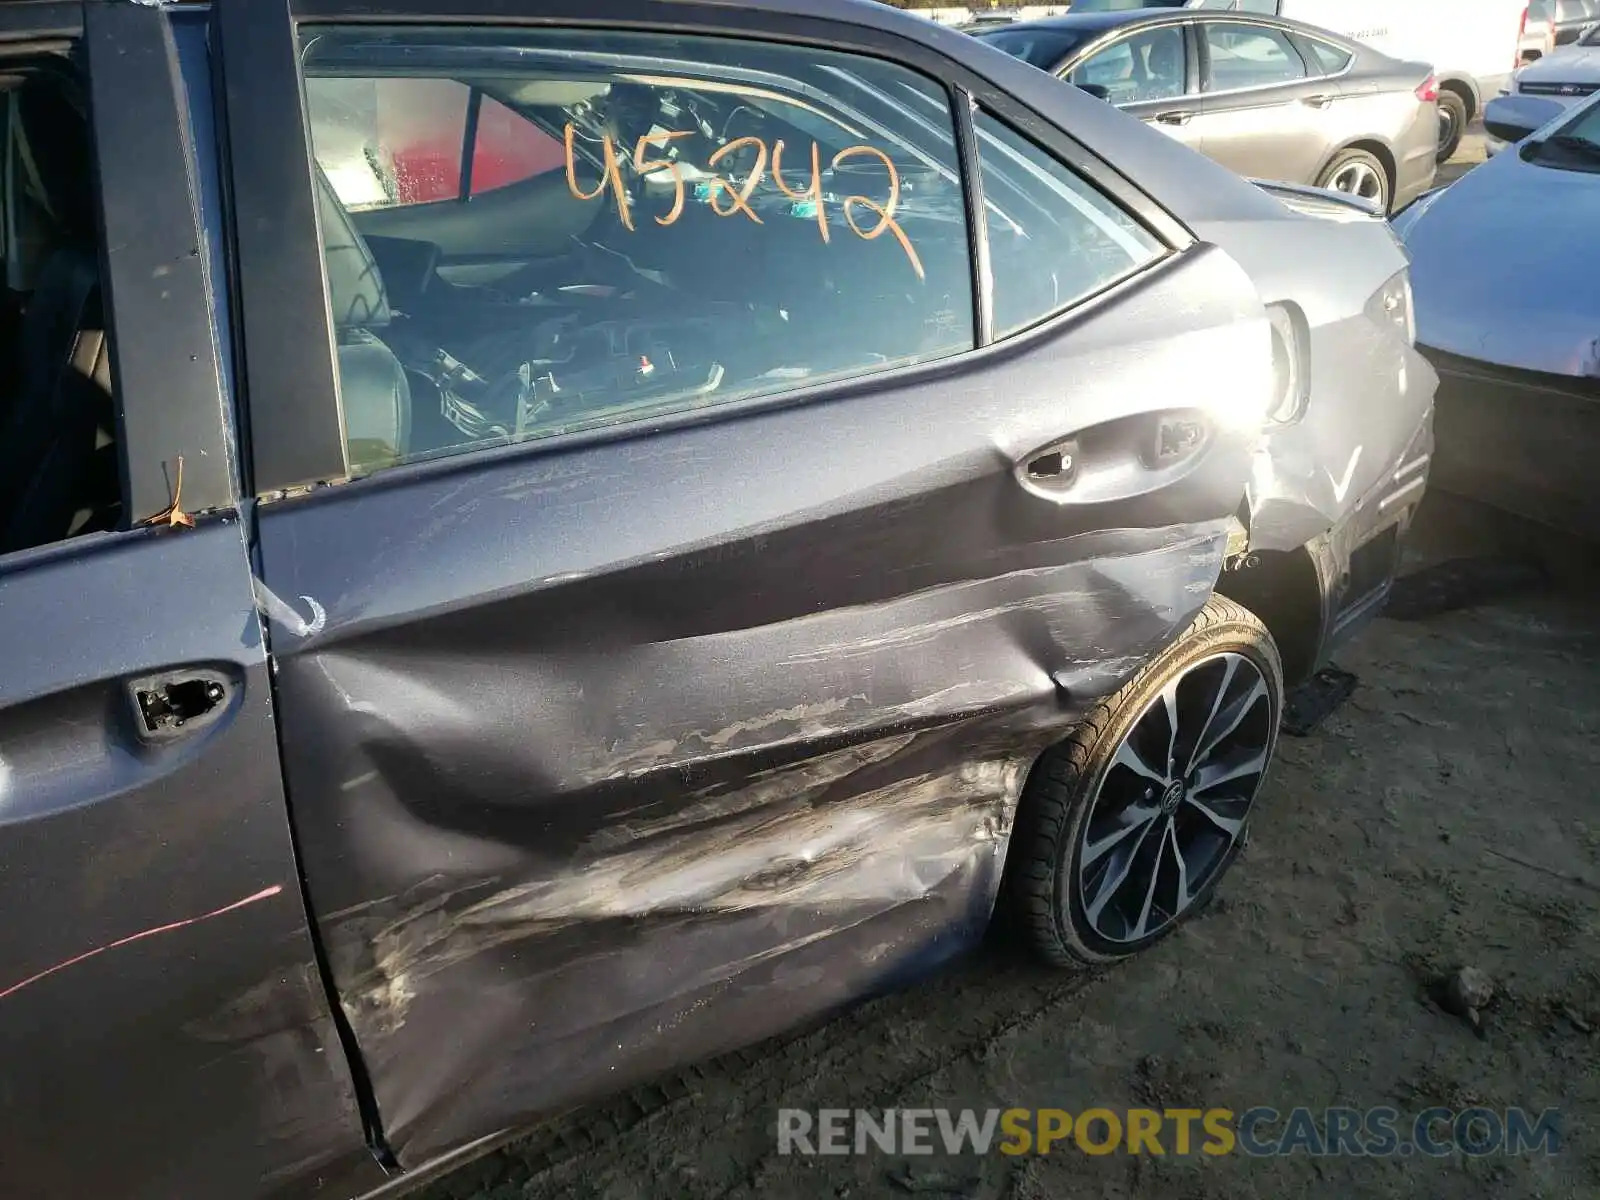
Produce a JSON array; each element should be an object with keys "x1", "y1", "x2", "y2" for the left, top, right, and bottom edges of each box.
[{"x1": 420, "y1": 137, "x2": 1600, "y2": 1200}]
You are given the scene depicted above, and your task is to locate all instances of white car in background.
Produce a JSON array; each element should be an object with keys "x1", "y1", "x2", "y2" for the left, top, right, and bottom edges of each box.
[{"x1": 1488, "y1": 21, "x2": 1600, "y2": 152}]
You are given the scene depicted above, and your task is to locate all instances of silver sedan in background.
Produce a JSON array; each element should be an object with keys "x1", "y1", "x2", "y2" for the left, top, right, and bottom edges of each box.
[{"x1": 975, "y1": 7, "x2": 1440, "y2": 212}]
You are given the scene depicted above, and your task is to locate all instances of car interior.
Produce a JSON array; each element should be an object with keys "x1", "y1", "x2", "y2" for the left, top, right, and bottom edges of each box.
[
  {"x1": 0, "y1": 53, "x2": 119, "y2": 559},
  {"x1": 306, "y1": 54, "x2": 982, "y2": 476}
]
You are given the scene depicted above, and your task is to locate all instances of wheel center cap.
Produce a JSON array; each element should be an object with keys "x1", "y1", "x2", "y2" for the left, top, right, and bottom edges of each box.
[{"x1": 1160, "y1": 781, "x2": 1184, "y2": 816}]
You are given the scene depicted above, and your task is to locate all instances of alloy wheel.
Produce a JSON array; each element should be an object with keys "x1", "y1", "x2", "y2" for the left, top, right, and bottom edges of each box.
[
  {"x1": 1328, "y1": 159, "x2": 1385, "y2": 207},
  {"x1": 1075, "y1": 652, "x2": 1274, "y2": 945},
  {"x1": 1438, "y1": 108, "x2": 1459, "y2": 156}
]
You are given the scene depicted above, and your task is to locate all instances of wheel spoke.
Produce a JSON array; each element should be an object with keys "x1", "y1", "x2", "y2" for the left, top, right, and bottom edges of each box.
[
  {"x1": 1185, "y1": 656, "x2": 1239, "y2": 774},
  {"x1": 1111, "y1": 737, "x2": 1167, "y2": 786},
  {"x1": 1183, "y1": 794, "x2": 1245, "y2": 838},
  {"x1": 1191, "y1": 744, "x2": 1271, "y2": 795},
  {"x1": 1084, "y1": 818, "x2": 1160, "y2": 927},
  {"x1": 1130, "y1": 823, "x2": 1168, "y2": 938},
  {"x1": 1081, "y1": 802, "x2": 1162, "y2": 869},
  {"x1": 1158, "y1": 679, "x2": 1182, "y2": 777},
  {"x1": 1191, "y1": 676, "x2": 1268, "y2": 769},
  {"x1": 1168, "y1": 822, "x2": 1193, "y2": 916}
]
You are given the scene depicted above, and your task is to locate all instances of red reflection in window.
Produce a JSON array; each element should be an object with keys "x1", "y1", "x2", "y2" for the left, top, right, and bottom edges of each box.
[{"x1": 472, "y1": 95, "x2": 565, "y2": 194}]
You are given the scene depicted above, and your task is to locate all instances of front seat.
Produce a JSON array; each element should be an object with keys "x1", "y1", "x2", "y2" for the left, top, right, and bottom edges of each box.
[
  {"x1": 314, "y1": 166, "x2": 412, "y2": 473},
  {"x1": 0, "y1": 76, "x2": 118, "y2": 554},
  {"x1": 1143, "y1": 34, "x2": 1184, "y2": 100}
]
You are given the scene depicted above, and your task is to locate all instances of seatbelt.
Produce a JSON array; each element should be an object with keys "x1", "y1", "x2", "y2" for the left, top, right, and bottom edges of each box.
[{"x1": 7, "y1": 93, "x2": 60, "y2": 293}]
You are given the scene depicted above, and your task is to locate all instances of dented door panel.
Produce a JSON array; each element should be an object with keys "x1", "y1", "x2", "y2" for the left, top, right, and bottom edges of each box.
[{"x1": 256, "y1": 243, "x2": 1272, "y2": 1162}]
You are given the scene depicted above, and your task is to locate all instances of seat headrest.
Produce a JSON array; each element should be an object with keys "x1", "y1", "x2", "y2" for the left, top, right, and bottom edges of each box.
[{"x1": 316, "y1": 165, "x2": 391, "y2": 329}]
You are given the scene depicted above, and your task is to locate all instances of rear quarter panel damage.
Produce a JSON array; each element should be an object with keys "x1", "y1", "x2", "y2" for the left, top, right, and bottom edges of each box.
[{"x1": 1193, "y1": 204, "x2": 1438, "y2": 552}]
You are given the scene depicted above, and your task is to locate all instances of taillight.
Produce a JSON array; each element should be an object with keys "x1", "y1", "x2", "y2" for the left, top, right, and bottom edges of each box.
[
  {"x1": 1416, "y1": 73, "x2": 1440, "y2": 102},
  {"x1": 1517, "y1": 4, "x2": 1529, "y2": 67}
]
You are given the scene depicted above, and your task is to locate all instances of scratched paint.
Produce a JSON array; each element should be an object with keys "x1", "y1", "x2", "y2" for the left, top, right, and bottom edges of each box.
[{"x1": 0, "y1": 885, "x2": 283, "y2": 1002}]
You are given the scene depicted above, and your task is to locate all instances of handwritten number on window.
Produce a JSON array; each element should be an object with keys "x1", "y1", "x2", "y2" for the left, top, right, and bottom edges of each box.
[
  {"x1": 772, "y1": 139, "x2": 829, "y2": 244},
  {"x1": 831, "y1": 145, "x2": 924, "y2": 282},
  {"x1": 633, "y1": 130, "x2": 695, "y2": 227},
  {"x1": 566, "y1": 122, "x2": 634, "y2": 231},
  {"x1": 562, "y1": 122, "x2": 924, "y2": 279},
  {"x1": 707, "y1": 137, "x2": 768, "y2": 223}
]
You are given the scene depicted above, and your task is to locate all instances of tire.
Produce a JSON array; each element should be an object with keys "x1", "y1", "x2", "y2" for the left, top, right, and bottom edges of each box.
[
  {"x1": 1435, "y1": 89, "x2": 1469, "y2": 163},
  {"x1": 1004, "y1": 596, "x2": 1284, "y2": 969},
  {"x1": 1315, "y1": 148, "x2": 1390, "y2": 214}
]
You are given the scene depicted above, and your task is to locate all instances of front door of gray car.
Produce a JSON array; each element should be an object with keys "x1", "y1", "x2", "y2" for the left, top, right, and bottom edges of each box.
[
  {"x1": 223, "y1": 0, "x2": 1279, "y2": 1169},
  {"x1": 0, "y1": 6, "x2": 378, "y2": 1199},
  {"x1": 1190, "y1": 19, "x2": 1331, "y2": 184}
]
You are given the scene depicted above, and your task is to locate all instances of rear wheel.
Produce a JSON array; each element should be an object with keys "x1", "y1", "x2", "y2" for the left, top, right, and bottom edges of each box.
[
  {"x1": 1436, "y1": 89, "x2": 1469, "y2": 163},
  {"x1": 1316, "y1": 148, "x2": 1390, "y2": 213},
  {"x1": 1006, "y1": 597, "x2": 1283, "y2": 968}
]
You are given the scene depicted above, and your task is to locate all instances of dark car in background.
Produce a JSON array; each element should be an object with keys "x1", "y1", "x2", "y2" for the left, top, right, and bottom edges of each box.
[
  {"x1": 0, "y1": 0, "x2": 1432, "y2": 1197},
  {"x1": 975, "y1": 9, "x2": 1439, "y2": 212}
]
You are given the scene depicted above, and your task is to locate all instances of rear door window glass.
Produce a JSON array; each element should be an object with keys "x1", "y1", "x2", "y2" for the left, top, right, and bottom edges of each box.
[
  {"x1": 1202, "y1": 23, "x2": 1307, "y2": 91},
  {"x1": 299, "y1": 27, "x2": 976, "y2": 473},
  {"x1": 973, "y1": 108, "x2": 1165, "y2": 338},
  {"x1": 1305, "y1": 38, "x2": 1354, "y2": 74}
]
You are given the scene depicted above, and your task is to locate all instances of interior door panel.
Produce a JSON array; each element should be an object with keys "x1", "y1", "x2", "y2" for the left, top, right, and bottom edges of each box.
[{"x1": 256, "y1": 242, "x2": 1272, "y2": 1164}]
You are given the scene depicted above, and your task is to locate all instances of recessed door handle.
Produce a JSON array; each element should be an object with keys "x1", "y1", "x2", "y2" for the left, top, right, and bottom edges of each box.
[
  {"x1": 1155, "y1": 109, "x2": 1194, "y2": 125},
  {"x1": 126, "y1": 668, "x2": 234, "y2": 744},
  {"x1": 1302, "y1": 94, "x2": 1334, "y2": 108},
  {"x1": 1020, "y1": 437, "x2": 1081, "y2": 495}
]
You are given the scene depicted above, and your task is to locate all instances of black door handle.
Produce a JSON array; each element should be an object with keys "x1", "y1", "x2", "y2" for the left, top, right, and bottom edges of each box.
[
  {"x1": 126, "y1": 668, "x2": 234, "y2": 744},
  {"x1": 1155, "y1": 109, "x2": 1194, "y2": 125}
]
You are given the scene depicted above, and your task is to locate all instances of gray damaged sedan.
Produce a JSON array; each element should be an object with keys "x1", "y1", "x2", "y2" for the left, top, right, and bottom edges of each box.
[{"x1": 0, "y1": 1, "x2": 1432, "y2": 1196}]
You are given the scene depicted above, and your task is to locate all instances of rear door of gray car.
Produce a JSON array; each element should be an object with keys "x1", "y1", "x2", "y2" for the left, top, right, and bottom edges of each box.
[
  {"x1": 1189, "y1": 15, "x2": 1337, "y2": 183},
  {"x1": 222, "y1": 0, "x2": 1278, "y2": 1167}
]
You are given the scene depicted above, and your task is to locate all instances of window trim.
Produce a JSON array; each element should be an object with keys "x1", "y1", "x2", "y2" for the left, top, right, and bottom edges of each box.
[
  {"x1": 225, "y1": 0, "x2": 1194, "y2": 497},
  {"x1": 86, "y1": 2, "x2": 237, "y2": 524},
  {"x1": 1294, "y1": 34, "x2": 1358, "y2": 83},
  {"x1": 459, "y1": 82, "x2": 482, "y2": 198}
]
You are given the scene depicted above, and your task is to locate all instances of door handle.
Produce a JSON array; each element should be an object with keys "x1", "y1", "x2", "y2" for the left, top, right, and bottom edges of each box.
[
  {"x1": 126, "y1": 667, "x2": 234, "y2": 744},
  {"x1": 1024, "y1": 440, "x2": 1080, "y2": 490},
  {"x1": 1301, "y1": 94, "x2": 1335, "y2": 108},
  {"x1": 1155, "y1": 109, "x2": 1194, "y2": 125},
  {"x1": 1014, "y1": 411, "x2": 1212, "y2": 504}
]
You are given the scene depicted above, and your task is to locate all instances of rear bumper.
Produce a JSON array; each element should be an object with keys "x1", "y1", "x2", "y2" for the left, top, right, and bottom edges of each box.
[
  {"x1": 1419, "y1": 345, "x2": 1600, "y2": 540},
  {"x1": 1310, "y1": 409, "x2": 1434, "y2": 669},
  {"x1": 1392, "y1": 105, "x2": 1442, "y2": 213}
]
